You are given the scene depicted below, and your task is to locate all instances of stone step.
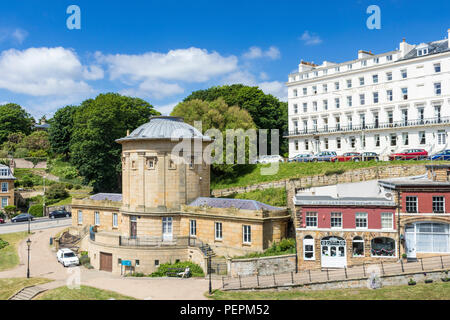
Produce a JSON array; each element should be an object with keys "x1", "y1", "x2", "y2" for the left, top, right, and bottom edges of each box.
[{"x1": 9, "y1": 286, "x2": 46, "y2": 300}]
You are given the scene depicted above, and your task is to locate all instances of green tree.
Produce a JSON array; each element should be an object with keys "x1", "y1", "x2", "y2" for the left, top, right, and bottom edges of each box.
[
  {"x1": 3, "y1": 205, "x2": 17, "y2": 220},
  {"x1": 70, "y1": 93, "x2": 160, "y2": 192},
  {"x1": 48, "y1": 105, "x2": 78, "y2": 158},
  {"x1": 0, "y1": 104, "x2": 35, "y2": 144},
  {"x1": 183, "y1": 84, "x2": 288, "y2": 155},
  {"x1": 45, "y1": 183, "x2": 69, "y2": 200},
  {"x1": 19, "y1": 130, "x2": 50, "y2": 153}
]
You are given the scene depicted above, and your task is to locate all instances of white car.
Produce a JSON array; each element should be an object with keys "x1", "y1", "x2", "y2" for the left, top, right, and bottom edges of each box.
[
  {"x1": 57, "y1": 248, "x2": 80, "y2": 267},
  {"x1": 257, "y1": 155, "x2": 285, "y2": 164}
]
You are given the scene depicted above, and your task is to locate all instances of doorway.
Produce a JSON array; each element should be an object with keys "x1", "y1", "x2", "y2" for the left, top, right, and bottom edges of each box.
[
  {"x1": 100, "y1": 252, "x2": 112, "y2": 272},
  {"x1": 162, "y1": 217, "x2": 173, "y2": 242},
  {"x1": 321, "y1": 236, "x2": 347, "y2": 268}
]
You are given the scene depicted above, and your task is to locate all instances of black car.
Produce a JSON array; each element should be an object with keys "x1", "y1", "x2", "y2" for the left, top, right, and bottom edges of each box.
[
  {"x1": 11, "y1": 213, "x2": 34, "y2": 223},
  {"x1": 49, "y1": 210, "x2": 71, "y2": 219},
  {"x1": 361, "y1": 152, "x2": 380, "y2": 161}
]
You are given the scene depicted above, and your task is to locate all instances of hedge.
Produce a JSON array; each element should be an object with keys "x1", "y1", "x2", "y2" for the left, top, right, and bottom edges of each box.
[
  {"x1": 150, "y1": 261, "x2": 204, "y2": 277},
  {"x1": 29, "y1": 204, "x2": 44, "y2": 217}
]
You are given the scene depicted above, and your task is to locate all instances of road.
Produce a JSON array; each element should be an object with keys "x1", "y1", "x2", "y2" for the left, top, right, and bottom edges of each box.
[{"x1": 0, "y1": 218, "x2": 72, "y2": 234}]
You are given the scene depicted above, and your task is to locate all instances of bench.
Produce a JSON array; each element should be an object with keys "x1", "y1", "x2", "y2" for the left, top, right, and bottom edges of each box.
[{"x1": 166, "y1": 267, "x2": 191, "y2": 278}]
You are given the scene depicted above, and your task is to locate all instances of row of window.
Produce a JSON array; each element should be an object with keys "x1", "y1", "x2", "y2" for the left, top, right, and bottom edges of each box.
[
  {"x1": 124, "y1": 156, "x2": 201, "y2": 171},
  {"x1": 77, "y1": 211, "x2": 119, "y2": 228},
  {"x1": 303, "y1": 236, "x2": 396, "y2": 260},
  {"x1": 291, "y1": 62, "x2": 442, "y2": 96},
  {"x1": 190, "y1": 219, "x2": 252, "y2": 244},
  {"x1": 0, "y1": 169, "x2": 10, "y2": 176},
  {"x1": 405, "y1": 196, "x2": 446, "y2": 213},
  {"x1": 292, "y1": 83, "x2": 442, "y2": 114},
  {"x1": 305, "y1": 212, "x2": 394, "y2": 230}
]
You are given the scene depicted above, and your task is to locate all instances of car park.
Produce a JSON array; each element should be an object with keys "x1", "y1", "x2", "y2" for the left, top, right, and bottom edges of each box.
[
  {"x1": 289, "y1": 154, "x2": 314, "y2": 163},
  {"x1": 56, "y1": 248, "x2": 80, "y2": 267},
  {"x1": 389, "y1": 149, "x2": 428, "y2": 161},
  {"x1": 312, "y1": 151, "x2": 337, "y2": 162},
  {"x1": 429, "y1": 149, "x2": 450, "y2": 161},
  {"x1": 361, "y1": 152, "x2": 380, "y2": 161},
  {"x1": 331, "y1": 152, "x2": 362, "y2": 162},
  {"x1": 49, "y1": 209, "x2": 71, "y2": 219},
  {"x1": 11, "y1": 213, "x2": 34, "y2": 223}
]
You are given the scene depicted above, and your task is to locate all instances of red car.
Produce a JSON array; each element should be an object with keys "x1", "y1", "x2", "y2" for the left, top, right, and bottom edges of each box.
[
  {"x1": 389, "y1": 149, "x2": 428, "y2": 161},
  {"x1": 0, "y1": 217, "x2": 5, "y2": 224},
  {"x1": 331, "y1": 152, "x2": 362, "y2": 162}
]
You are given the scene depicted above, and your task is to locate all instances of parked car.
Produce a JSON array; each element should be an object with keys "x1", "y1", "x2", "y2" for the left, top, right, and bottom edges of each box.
[
  {"x1": 49, "y1": 210, "x2": 71, "y2": 219},
  {"x1": 256, "y1": 155, "x2": 285, "y2": 164},
  {"x1": 312, "y1": 151, "x2": 337, "y2": 162},
  {"x1": 0, "y1": 217, "x2": 5, "y2": 224},
  {"x1": 56, "y1": 248, "x2": 80, "y2": 267},
  {"x1": 361, "y1": 152, "x2": 380, "y2": 161},
  {"x1": 11, "y1": 213, "x2": 34, "y2": 223},
  {"x1": 288, "y1": 154, "x2": 314, "y2": 163},
  {"x1": 429, "y1": 149, "x2": 450, "y2": 161},
  {"x1": 331, "y1": 152, "x2": 362, "y2": 162},
  {"x1": 389, "y1": 149, "x2": 428, "y2": 161}
]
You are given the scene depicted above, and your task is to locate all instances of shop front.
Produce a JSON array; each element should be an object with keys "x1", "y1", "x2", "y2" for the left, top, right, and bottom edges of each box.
[
  {"x1": 321, "y1": 236, "x2": 347, "y2": 268},
  {"x1": 405, "y1": 222, "x2": 450, "y2": 258}
]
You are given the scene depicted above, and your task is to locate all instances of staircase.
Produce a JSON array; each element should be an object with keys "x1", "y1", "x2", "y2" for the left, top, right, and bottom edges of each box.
[{"x1": 9, "y1": 286, "x2": 47, "y2": 300}]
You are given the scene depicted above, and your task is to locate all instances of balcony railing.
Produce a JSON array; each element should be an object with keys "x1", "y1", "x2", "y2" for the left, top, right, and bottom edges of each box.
[{"x1": 287, "y1": 116, "x2": 450, "y2": 137}]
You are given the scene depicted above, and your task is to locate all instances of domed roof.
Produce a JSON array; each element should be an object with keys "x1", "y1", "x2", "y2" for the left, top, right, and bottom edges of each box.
[{"x1": 116, "y1": 116, "x2": 212, "y2": 142}]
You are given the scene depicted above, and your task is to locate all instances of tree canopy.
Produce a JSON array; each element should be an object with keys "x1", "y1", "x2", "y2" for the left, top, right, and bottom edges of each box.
[
  {"x1": 0, "y1": 103, "x2": 35, "y2": 144},
  {"x1": 183, "y1": 84, "x2": 288, "y2": 154},
  {"x1": 70, "y1": 93, "x2": 160, "y2": 192},
  {"x1": 49, "y1": 105, "x2": 78, "y2": 158}
]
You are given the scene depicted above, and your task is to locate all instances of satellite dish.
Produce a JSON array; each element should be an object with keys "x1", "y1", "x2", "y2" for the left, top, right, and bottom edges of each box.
[{"x1": 385, "y1": 192, "x2": 393, "y2": 200}]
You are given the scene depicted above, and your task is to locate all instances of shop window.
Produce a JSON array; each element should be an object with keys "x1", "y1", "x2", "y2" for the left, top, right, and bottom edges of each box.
[
  {"x1": 352, "y1": 237, "x2": 364, "y2": 257},
  {"x1": 303, "y1": 236, "x2": 315, "y2": 260},
  {"x1": 371, "y1": 237, "x2": 396, "y2": 257}
]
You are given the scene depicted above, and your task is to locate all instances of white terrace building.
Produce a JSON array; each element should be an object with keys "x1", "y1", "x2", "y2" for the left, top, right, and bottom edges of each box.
[{"x1": 286, "y1": 29, "x2": 450, "y2": 159}]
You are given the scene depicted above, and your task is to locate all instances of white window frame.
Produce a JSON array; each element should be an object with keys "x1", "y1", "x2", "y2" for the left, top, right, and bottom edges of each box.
[
  {"x1": 243, "y1": 225, "x2": 251, "y2": 244},
  {"x1": 190, "y1": 219, "x2": 197, "y2": 237},
  {"x1": 330, "y1": 212, "x2": 342, "y2": 229},
  {"x1": 1, "y1": 182, "x2": 7, "y2": 193},
  {"x1": 381, "y1": 212, "x2": 394, "y2": 230},
  {"x1": 1, "y1": 197, "x2": 8, "y2": 208},
  {"x1": 94, "y1": 211, "x2": 100, "y2": 226},
  {"x1": 355, "y1": 212, "x2": 368, "y2": 229},
  {"x1": 432, "y1": 196, "x2": 445, "y2": 214},
  {"x1": 303, "y1": 237, "x2": 315, "y2": 261},
  {"x1": 215, "y1": 222, "x2": 223, "y2": 240},
  {"x1": 305, "y1": 212, "x2": 318, "y2": 228},
  {"x1": 405, "y1": 196, "x2": 418, "y2": 213},
  {"x1": 112, "y1": 213, "x2": 118, "y2": 228},
  {"x1": 78, "y1": 210, "x2": 83, "y2": 225}
]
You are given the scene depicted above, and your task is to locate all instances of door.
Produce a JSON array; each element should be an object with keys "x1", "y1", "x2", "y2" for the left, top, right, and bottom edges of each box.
[
  {"x1": 162, "y1": 217, "x2": 173, "y2": 242},
  {"x1": 321, "y1": 237, "x2": 347, "y2": 268},
  {"x1": 405, "y1": 225, "x2": 417, "y2": 259},
  {"x1": 100, "y1": 252, "x2": 113, "y2": 272},
  {"x1": 130, "y1": 216, "x2": 137, "y2": 239}
]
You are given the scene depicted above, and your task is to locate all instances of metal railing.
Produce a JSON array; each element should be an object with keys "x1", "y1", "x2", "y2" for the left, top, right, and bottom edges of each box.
[
  {"x1": 286, "y1": 116, "x2": 450, "y2": 137},
  {"x1": 221, "y1": 255, "x2": 450, "y2": 290},
  {"x1": 118, "y1": 235, "x2": 191, "y2": 247}
]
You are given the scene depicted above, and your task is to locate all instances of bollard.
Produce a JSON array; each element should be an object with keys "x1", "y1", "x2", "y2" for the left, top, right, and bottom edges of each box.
[
  {"x1": 441, "y1": 256, "x2": 445, "y2": 269},
  {"x1": 222, "y1": 277, "x2": 224, "y2": 289},
  {"x1": 308, "y1": 269, "x2": 312, "y2": 283},
  {"x1": 256, "y1": 273, "x2": 260, "y2": 287},
  {"x1": 363, "y1": 263, "x2": 366, "y2": 277},
  {"x1": 420, "y1": 258, "x2": 424, "y2": 271},
  {"x1": 344, "y1": 267, "x2": 348, "y2": 279},
  {"x1": 239, "y1": 275, "x2": 242, "y2": 288}
]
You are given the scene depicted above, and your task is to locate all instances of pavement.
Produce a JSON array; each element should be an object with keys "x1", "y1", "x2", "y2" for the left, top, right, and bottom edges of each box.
[
  {"x1": 0, "y1": 218, "x2": 72, "y2": 234},
  {"x1": 0, "y1": 226, "x2": 221, "y2": 300}
]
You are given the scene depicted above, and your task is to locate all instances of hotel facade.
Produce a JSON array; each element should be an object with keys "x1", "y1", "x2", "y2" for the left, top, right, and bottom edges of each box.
[{"x1": 286, "y1": 29, "x2": 450, "y2": 159}]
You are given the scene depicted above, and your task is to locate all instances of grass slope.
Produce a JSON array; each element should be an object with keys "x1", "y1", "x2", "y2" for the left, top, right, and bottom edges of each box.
[
  {"x1": 211, "y1": 160, "x2": 448, "y2": 190},
  {"x1": 37, "y1": 285, "x2": 136, "y2": 300},
  {"x1": 0, "y1": 278, "x2": 51, "y2": 300},
  {"x1": 210, "y1": 282, "x2": 450, "y2": 300},
  {"x1": 224, "y1": 187, "x2": 287, "y2": 207},
  {"x1": 0, "y1": 232, "x2": 29, "y2": 272}
]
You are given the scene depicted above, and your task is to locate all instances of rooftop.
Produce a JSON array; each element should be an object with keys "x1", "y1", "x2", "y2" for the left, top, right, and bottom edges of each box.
[
  {"x1": 116, "y1": 116, "x2": 212, "y2": 143},
  {"x1": 294, "y1": 195, "x2": 396, "y2": 207},
  {"x1": 188, "y1": 197, "x2": 285, "y2": 211},
  {"x1": 89, "y1": 193, "x2": 123, "y2": 202},
  {"x1": 0, "y1": 164, "x2": 16, "y2": 180}
]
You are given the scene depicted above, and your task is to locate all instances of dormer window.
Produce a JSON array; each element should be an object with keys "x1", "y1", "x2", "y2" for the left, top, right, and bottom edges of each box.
[{"x1": 417, "y1": 47, "x2": 429, "y2": 56}]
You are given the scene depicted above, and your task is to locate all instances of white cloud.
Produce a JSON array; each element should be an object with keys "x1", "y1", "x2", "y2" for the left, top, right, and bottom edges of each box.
[
  {"x1": 154, "y1": 102, "x2": 178, "y2": 116},
  {"x1": 121, "y1": 80, "x2": 184, "y2": 100},
  {"x1": 258, "y1": 81, "x2": 288, "y2": 101},
  {"x1": 0, "y1": 47, "x2": 102, "y2": 96},
  {"x1": 11, "y1": 29, "x2": 28, "y2": 44},
  {"x1": 259, "y1": 72, "x2": 269, "y2": 80},
  {"x1": 0, "y1": 28, "x2": 28, "y2": 44},
  {"x1": 243, "y1": 46, "x2": 280, "y2": 60},
  {"x1": 300, "y1": 31, "x2": 323, "y2": 46}
]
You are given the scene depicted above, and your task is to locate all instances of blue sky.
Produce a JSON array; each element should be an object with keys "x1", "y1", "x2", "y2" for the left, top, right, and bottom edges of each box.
[{"x1": 0, "y1": 0, "x2": 449, "y2": 119}]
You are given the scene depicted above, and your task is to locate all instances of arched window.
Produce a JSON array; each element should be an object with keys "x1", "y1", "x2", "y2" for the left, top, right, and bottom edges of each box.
[
  {"x1": 303, "y1": 236, "x2": 315, "y2": 260},
  {"x1": 352, "y1": 236, "x2": 364, "y2": 257},
  {"x1": 371, "y1": 237, "x2": 396, "y2": 257}
]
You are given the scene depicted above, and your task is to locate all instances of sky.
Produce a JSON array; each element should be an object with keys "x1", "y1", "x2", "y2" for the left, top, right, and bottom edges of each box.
[{"x1": 0, "y1": 0, "x2": 449, "y2": 119}]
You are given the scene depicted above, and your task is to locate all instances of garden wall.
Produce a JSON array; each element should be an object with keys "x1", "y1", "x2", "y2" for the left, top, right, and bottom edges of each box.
[{"x1": 227, "y1": 254, "x2": 296, "y2": 277}]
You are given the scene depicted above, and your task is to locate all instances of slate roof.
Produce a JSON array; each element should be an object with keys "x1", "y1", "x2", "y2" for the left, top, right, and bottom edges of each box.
[
  {"x1": 400, "y1": 39, "x2": 450, "y2": 61},
  {"x1": 188, "y1": 197, "x2": 284, "y2": 211},
  {"x1": 89, "y1": 193, "x2": 123, "y2": 202},
  {"x1": 294, "y1": 195, "x2": 395, "y2": 207},
  {"x1": 0, "y1": 164, "x2": 16, "y2": 180},
  {"x1": 116, "y1": 116, "x2": 212, "y2": 142}
]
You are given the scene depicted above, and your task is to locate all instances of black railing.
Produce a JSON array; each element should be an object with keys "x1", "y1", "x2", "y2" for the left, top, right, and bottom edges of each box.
[
  {"x1": 119, "y1": 235, "x2": 190, "y2": 247},
  {"x1": 287, "y1": 116, "x2": 450, "y2": 137}
]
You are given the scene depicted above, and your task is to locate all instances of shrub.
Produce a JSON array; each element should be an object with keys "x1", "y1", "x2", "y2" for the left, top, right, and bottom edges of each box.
[
  {"x1": 45, "y1": 183, "x2": 69, "y2": 200},
  {"x1": 14, "y1": 148, "x2": 30, "y2": 158},
  {"x1": 150, "y1": 261, "x2": 204, "y2": 277},
  {"x1": 0, "y1": 238, "x2": 9, "y2": 249},
  {"x1": 325, "y1": 169, "x2": 345, "y2": 176},
  {"x1": 79, "y1": 255, "x2": 90, "y2": 265},
  {"x1": 66, "y1": 183, "x2": 74, "y2": 190},
  {"x1": 0, "y1": 149, "x2": 8, "y2": 158},
  {"x1": 29, "y1": 204, "x2": 44, "y2": 217},
  {"x1": 3, "y1": 205, "x2": 17, "y2": 219},
  {"x1": 20, "y1": 175, "x2": 34, "y2": 188},
  {"x1": 74, "y1": 185, "x2": 82, "y2": 190}
]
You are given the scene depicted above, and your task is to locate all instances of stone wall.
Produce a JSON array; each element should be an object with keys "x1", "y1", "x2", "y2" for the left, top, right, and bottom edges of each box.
[
  {"x1": 211, "y1": 164, "x2": 427, "y2": 198},
  {"x1": 228, "y1": 254, "x2": 297, "y2": 277}
]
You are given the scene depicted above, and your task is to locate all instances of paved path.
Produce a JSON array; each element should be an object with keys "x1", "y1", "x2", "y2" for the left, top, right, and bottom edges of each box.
[
  {"x1": 0, "y1": 227, "x2": 220, "y2": 300},
  {"x1": 0, "y1": 218, "x2": 71, "y2": 235}
]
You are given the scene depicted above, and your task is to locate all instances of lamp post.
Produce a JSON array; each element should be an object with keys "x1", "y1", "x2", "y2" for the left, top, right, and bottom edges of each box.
[
  {"x1": 208, "y1": 254, "x2": 212, "y2": 295},
  {"x1": 43, "y1": 175, "x2": 46, "y2": 217},
  {"x1": 26, "y1": 238, "x2": 31, "y2": 278}
]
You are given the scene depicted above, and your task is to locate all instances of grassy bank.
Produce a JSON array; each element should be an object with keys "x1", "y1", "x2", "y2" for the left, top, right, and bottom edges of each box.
[
  {"x1": 37, "y1": 285, "x2": 136, "y2": 300},
  {"x1": 0, "y1": 278, "x2": 51, "y2": 300},
  {"x1": 211, "y1": 160, "x2": 447, "y2": 190},
  {"x1": 210, "y1": 281, "x2": 450, "y2": 300},
  {"x1": 224, "y1": 187, "x2": 287, "y2": 207},
  {"x1": 0, "y1": 232, "x2": 29, "y2": 272}
]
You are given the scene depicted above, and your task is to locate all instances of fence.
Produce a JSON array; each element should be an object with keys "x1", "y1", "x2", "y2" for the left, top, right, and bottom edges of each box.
[{"x1": 221, "y1": 255, "x2": 450, "y2": 290}]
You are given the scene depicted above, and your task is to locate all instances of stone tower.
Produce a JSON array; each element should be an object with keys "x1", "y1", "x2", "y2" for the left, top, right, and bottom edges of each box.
[{"x1": 116, "y1": 116, "x2": 212, "y2": 214}]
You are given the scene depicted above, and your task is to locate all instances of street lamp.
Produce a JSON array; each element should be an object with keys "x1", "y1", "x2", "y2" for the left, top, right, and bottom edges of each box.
[
  {"x1": 43, "y1": 175, "x2": 47, "y2": 217},
  {"x1": 208, "y1": 254, "x2": 212, "y2": 295},
  {"x1": 26, "y1": 238, "x2": 31, "y2": 278}
]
